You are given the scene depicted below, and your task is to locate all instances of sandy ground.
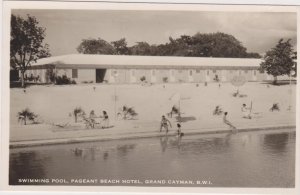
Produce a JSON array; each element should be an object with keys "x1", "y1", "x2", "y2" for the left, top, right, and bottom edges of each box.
[{"x1": 10, "y1": 82, "x2": 296, "y2": 144}]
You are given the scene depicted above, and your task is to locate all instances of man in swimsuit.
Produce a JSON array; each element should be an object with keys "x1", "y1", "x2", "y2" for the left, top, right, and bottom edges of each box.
[{"x1": 160, "y1": 115, "x2": 172, "y2": 133}]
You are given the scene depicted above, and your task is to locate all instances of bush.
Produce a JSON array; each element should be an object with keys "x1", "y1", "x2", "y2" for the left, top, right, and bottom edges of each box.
[
  {"x1": 82, "y1": 80, "x2": 93, "y2": 84},
  {"x1": 140, "y1": 76, "x2": 146, "y2": 82},
  {"x1": 270, "y1": 103, "x2": 280, "y2": 112},
  {"x1": 55, "y1": 75, "x2": 76, "y2": 85},
  {"x1": 163, "y1": 77, "x2": 168, "y2": 83},
  {"x1": 213, "y1": 75, "x2": 220, "y2": 82},
  {"x1": 17, "y1": 108, "x2": 37, "y2": 125},
  {"x1": 118, "y1": 105, "x2": 138, "y2": 120}
]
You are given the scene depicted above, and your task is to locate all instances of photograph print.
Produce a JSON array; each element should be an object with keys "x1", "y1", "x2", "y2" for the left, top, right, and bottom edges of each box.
[{"x1": 7, "y1": 2, "x2": 297, "y2": 189}]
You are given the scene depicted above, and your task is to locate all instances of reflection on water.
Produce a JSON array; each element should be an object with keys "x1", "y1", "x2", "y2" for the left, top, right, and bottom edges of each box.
[
  {"x1": 263, "y1": 133, "x2": 289, "y2": 153},
  {"x1": 9, "y1": 152, "x2": 49, "y2": 185},
  {"x1": 9, "y1": 130, "x2": 295, "y2": 187}
]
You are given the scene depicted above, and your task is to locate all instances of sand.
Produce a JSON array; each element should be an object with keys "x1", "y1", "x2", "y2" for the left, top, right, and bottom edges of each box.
[{"x1": 10, "y1": 82, "x2": 296, "y2": 144}]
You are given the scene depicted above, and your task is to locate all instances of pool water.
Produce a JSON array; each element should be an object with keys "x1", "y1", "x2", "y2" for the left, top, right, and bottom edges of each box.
[{"x1": 9, "y1": 129, "x2": 295, "y2": 187}]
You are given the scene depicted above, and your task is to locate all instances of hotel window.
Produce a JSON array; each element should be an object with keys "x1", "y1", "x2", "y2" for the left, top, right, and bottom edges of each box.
[
  {"x1": 207, "y1": 70, "x2": 209, "y2": 75},
  {"x1": 152, "y1": 70, "x2": 155, "y2": 76},
  {"x1": 239, "y1": 70, "x2": 242, "y2": 75},
  {"x1": 111, "y1": 70, "x2": 118, "y2": 76},
  {"x1": 212, "y1": 70, "x2": 216, "y2": 73},
  {"x1": 171, "y1": 70, "x2": 175, "y2": 76},
  {"x1": 132, "y1": 70, "x2": 135, "y2": 76},
  {"x1": 72, "y1": 69, "x2": 78, "y2": 78},
  {"x1": 189, "y1": 70, "x2": 193, "y2": 76},
  {"x1": 196, "y1": 69, "x2": 200, "y2": 73},
  {"x1": 244, "y1": 70, "x2": 248, "y2": 73},
  {"x1": 254, "y1": 70, "x2": 257, "y2": 75},
  {"x1": 178, "y1": 70, "x2": 182, "y2": 73},
  {"x1": 229, "y1": 70, "x2": 233, "y2": 74}
]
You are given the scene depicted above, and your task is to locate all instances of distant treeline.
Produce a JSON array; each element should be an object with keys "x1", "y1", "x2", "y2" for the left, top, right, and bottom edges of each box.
[{"x1": 77, "y1": 32, "x2": 261, "y2": 58}]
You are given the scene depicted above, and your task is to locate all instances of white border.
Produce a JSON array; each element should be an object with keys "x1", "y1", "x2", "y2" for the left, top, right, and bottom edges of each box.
[{"x1": 1, "y1": 1, "x2": 299, "y2": 195}]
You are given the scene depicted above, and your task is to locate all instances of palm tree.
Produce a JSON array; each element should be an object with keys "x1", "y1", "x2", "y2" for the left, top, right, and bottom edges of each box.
[
  {"x1": 121, "y1": 106, "x2": 138, "y2": 119},
  {"x1": 73, "y1": 107, "x2": 84, "y2": 123},
  {"x1": 17, "y1": 108, "x2": 37, "y2": 125}
]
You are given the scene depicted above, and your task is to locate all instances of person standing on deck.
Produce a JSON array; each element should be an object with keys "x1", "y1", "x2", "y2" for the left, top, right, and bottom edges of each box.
[
  {"x1": 89, "y1": 110, "x2": 96, "y2": 128},
  {"x1": 101, "y1": 111, "x2": 109, "y2": 128}
]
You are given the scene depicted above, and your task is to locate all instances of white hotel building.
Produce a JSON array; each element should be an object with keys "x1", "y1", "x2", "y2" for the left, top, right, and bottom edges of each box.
[{"x1": 26, "y1": 54, "x2": 279, "y2": 84}]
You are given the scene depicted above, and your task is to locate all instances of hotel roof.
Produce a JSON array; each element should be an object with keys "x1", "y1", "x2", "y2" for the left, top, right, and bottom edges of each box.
[{"x1": 31, "y1": 54, "x2": 262, "y2": 69}]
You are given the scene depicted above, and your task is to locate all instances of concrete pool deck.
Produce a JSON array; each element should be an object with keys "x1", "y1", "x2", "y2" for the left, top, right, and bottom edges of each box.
[{"x1": 10, "y1": 111, "x2": 296, "y2": 148}]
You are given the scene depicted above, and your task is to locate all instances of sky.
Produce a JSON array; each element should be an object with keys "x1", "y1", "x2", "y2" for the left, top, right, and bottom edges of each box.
[{"x1": 12, "y1": 9, "x2": 297, "y2": 56}]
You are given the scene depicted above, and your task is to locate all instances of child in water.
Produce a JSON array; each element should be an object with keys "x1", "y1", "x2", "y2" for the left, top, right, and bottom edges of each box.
[{"x1": 177, "y1": 123, "x2": 184, "y2": 137}]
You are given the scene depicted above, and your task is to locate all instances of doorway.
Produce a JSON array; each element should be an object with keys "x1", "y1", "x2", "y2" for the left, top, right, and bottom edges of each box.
[{"x1": 96, "y1": 69, "x2": 107, "y2": 83}]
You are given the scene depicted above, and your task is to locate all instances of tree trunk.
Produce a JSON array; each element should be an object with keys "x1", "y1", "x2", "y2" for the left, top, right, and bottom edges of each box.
[
  {"x1": 75, "y1": 114, "x2": 77, "y2": 123},
  {"x1": 273, "y1": 76, "x2": 278, "y2": 85},
  {"x1": 21, "y1": 71, "x2": 25, "y2": 88}
]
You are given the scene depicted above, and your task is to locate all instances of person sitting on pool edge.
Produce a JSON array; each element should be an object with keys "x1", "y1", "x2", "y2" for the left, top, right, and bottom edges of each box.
[
  {"x1": 223, "y1": 112, "x2": 237, "y2": 132},
  {"x1": 241, "y1": 103, "x2": 252, "y2": 119}
]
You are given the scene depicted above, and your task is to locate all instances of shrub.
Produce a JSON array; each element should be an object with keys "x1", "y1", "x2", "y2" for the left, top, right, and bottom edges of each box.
[
  {"x1": 17, "y1": 108, "x2": 37, "y2": 125},
  {"x1": 213, "y1": 75, "x2": 220, "y2": 82},
  {"x1": 163, "y1": 77, "x2": 168, "y2": 83},
  {"x1": 118, "y1": 105, "x2": 138, "y2": 120},
  {"x1": 140, "y1": 76, "x2": 146, "y2": 82},
  {"x1": 55, "y1": 75, "x2": 76, "y2": 85},
  {"x1": 270, "y1": 103, "x2": 280, "y2": 112},
  {"x1": 82, "y1": 80, "x2": 93, "y2": 84}
]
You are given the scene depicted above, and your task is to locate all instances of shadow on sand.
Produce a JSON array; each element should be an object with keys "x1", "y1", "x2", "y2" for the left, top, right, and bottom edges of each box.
[{"x1": 176, "y1": 116, "x2": 196, "y2": 123}]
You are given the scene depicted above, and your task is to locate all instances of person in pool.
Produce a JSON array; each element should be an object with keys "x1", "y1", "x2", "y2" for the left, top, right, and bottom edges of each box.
[{"x1": 160, "y1": 115, "x2": 172, "y2": 133}]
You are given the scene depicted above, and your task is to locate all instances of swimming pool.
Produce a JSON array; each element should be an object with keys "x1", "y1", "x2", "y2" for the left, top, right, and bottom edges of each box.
[{"x1": 9, "y1": 129, "x2": 295, "y2": 187}]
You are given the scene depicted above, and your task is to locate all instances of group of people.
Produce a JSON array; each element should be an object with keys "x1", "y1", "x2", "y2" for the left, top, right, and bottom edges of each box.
[
  {"x1": 84, "y1": 110, "x2": 109, "y2": 128},
  {"x1": 160, "y1": 103, "x2": 253, "y2": 135},
  {"x1": 222, "y1": 103, "x2": 252, "y2": 131},
  {"x1": 159, "y1": 115, "x2": 184, "y2": 137},
  {"x1": 82, "y1": 102, "x2": 253, "y2": 133},
  {"x1": 223, "y1": 103, "x2": 252, "y2": 130}
]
